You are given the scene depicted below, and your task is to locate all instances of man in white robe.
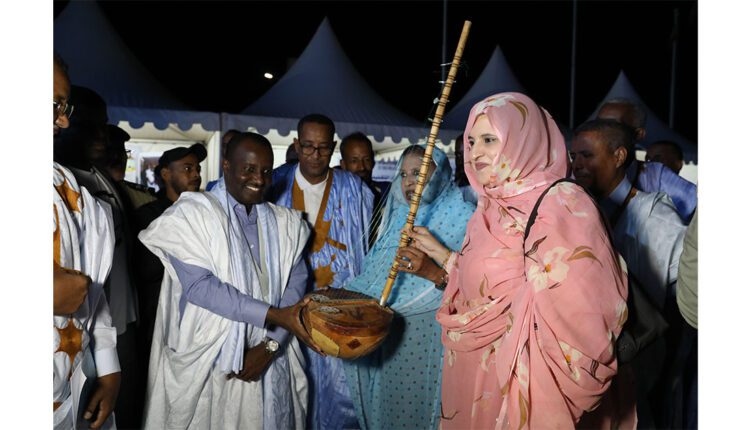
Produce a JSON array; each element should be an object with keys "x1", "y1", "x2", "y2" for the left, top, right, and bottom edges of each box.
[
  {"x1": 140, "y1": 132, "x2": 316, "y2": 429},
  {"x1": 53, "y1": 54, "x2": 121, "y2": 430}
]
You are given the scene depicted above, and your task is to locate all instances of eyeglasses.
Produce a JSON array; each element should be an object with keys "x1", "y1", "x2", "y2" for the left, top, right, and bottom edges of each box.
[
  {"x1": 299, "y1": 142, "x2": 334, "y2": 157},
  {"x1": 54, "y1": 100, "x2": 74, "y2": 119}
]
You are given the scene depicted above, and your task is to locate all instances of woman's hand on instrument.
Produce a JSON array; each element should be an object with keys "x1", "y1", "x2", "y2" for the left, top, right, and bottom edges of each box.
[
  {"x1": 401, "y1": 226, "x2": 451, "y2": 264},
  {"x1": 265, "y1": 297, "x2": 324, "y2": 355},
  {"x1": 396, "y1": 246, "x2": 446, "y2": 284}
]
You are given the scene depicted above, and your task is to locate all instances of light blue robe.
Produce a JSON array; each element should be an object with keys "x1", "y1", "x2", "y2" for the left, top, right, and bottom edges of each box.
[{"x1": 343, "y1": 146, "x2": 475, "y2": 430}]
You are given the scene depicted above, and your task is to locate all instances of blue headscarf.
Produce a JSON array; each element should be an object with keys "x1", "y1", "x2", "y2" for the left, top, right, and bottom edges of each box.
[{"x1": 346, "y1": 144, "x2": 475, "y2": 316}]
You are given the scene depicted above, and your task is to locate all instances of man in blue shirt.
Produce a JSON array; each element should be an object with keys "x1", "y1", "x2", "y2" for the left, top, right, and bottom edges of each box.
[
  {"x1": 571, "y1": 119, "x2": 687, "y2": 428},
  {"x1": 597, "y1": 98, "x2": 696, "y2": 222},
  {"x1": 139, "y1": 132, "x2": 316, "y2": 429}
]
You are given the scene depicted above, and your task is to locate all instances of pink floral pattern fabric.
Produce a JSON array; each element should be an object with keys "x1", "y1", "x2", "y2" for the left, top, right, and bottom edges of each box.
[{"x1": 436, "y1": 93, "x2": 631, "y2": 429}]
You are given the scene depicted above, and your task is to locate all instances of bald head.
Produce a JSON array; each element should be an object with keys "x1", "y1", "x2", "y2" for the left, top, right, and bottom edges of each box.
[{"x1": 597, "y1": 99, "x2": 647, "y2": 142}]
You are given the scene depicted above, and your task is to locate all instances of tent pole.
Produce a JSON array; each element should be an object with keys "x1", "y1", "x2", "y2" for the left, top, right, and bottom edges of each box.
[
  {"x1": 568, "y1": 0, "x2": 578, "y2": 130},
  {"x1": 669, "y1": 8, "x2": 680, "y2": 128}
]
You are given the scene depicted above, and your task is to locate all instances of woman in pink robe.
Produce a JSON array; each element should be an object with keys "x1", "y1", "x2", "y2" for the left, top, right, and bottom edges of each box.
[{"x1": 406, "y1": 93, "x2": 634, "y2": 429}]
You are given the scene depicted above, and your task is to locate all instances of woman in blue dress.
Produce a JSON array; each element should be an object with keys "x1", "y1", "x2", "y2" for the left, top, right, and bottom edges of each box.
[{"x1": 342, "y1": 144, "x2": 475, "y2": 429}]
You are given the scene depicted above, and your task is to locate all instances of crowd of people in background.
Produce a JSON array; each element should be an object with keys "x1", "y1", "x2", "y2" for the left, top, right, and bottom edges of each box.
[{"x1": 53, "y1": 52, "x2": 697, "y2": 430}]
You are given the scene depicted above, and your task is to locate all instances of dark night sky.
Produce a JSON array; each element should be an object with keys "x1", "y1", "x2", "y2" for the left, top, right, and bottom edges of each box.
[{"x1": 55, "y1": 0, "x2": 697, "y2": 140}]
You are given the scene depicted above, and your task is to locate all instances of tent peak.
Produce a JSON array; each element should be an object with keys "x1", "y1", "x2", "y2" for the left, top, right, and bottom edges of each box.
[
  {"x1": 242, "y1": 13, "x2": 419, "y2": 128},
  {"x1": 442, "y1": 45, "x2": 525, "y2": 129},
  {"x1": 54, "y1": 0, "x2": 186, "y2": 110},
  {"x1": 587, "y1": 70, "x2": 697, "y2": 162}
]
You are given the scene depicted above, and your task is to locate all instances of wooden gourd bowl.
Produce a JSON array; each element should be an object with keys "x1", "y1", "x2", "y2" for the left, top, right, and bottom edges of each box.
[{"x1": 300, "y1": 287, "x2": 394, "y2": 359}]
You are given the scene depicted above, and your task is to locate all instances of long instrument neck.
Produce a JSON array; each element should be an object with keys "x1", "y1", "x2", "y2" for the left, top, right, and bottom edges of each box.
[{"x1": 379, "y1": 20, "x2": 472, "y2": 307}]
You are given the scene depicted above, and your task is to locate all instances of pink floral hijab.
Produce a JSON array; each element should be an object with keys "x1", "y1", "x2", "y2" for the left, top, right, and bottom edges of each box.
[
  {"x1": 436, "y1": 93, "x2": 632, "y2": 429},
  {"x1": 464, "y1": 92, "x2": 567, "y2": 202}
]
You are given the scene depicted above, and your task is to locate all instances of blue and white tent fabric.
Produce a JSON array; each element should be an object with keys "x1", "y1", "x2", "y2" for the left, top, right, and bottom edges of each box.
[
  {"x1": 54, "y1": 1, "x2": 220, "y2": 131},
  {"x1": 443, "y1": 46, "x2": 526, "y2": 130},
  {"x1": 227, "y1": 18, "x2": 461, "y2": 146},
  {"x1": 54, "y1": 1, "x2": 223, "y2": 181}
]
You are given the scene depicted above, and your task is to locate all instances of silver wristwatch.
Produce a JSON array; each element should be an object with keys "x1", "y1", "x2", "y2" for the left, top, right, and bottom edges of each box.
[{"x1": 264, "y1": 337, "x2": 280, "y2": 354}]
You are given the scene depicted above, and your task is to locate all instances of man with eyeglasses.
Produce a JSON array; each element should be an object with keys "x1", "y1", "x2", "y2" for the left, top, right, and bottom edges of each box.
[
  {"x1": 53, "y1": 100, "x2": 73, "y2": 135},
  {"x1": 52, "y1": 54, "x2": 122, "y2": 430},
  {"x1": 55, "y1": 83, "x2": 143, "y2": 428},
  {"x1": 269, "y1": 113, "x2": 373, "y2": 430}
]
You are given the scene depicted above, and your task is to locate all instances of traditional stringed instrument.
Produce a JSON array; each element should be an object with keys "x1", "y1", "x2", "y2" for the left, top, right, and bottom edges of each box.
[{"x1": 298, "y1": 21, "x2": 472, "y2": 359}]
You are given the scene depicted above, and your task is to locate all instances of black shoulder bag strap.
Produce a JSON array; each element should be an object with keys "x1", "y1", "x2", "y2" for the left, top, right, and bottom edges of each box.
[
  {"x1": 521, "y1": 102, "x2": 570, "y2": 241},
  {"x1": 523, "y1": 178, "x2": 577, "y2": 241},
  {"x1": 522, "y1": 177, "x2": 668, "y2": 364}
]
